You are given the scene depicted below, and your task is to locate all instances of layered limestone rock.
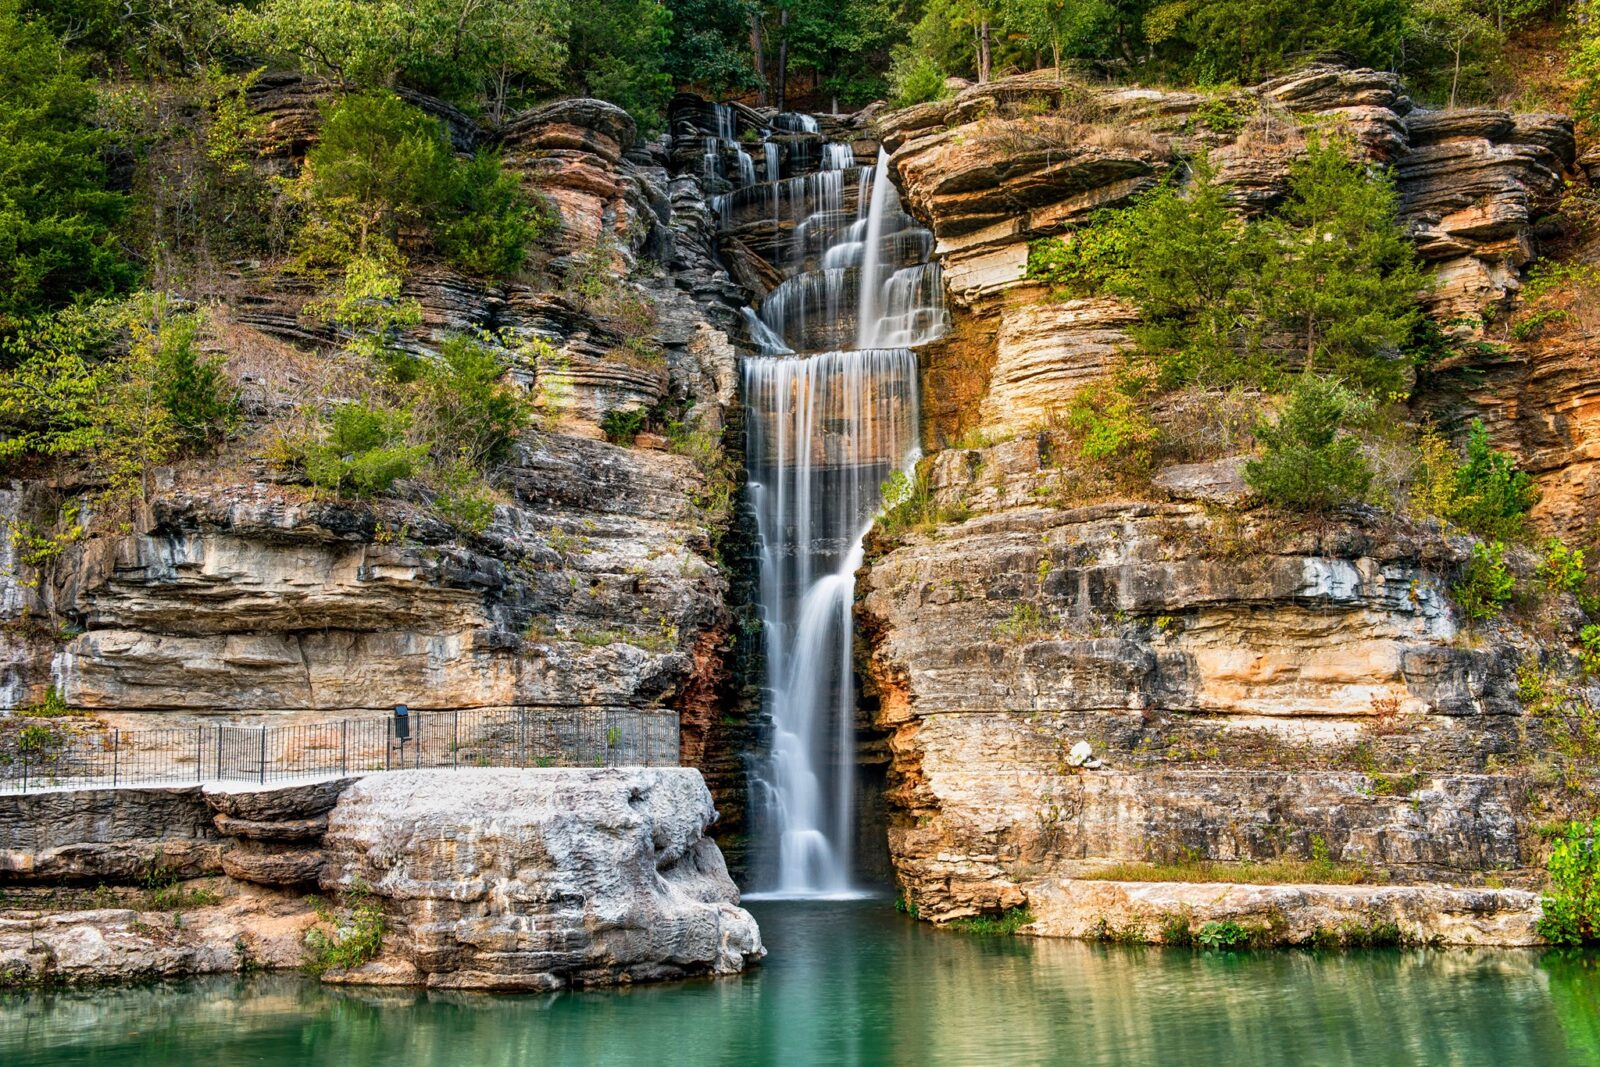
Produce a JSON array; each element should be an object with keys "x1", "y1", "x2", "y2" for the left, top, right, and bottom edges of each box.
[
  {"x1": 320, "y1": 768, "x2": 762, "y2": 990},
  {"x1": 1025, "y1": 880, "x2": 1541, "y2": 947},
  {"x1": 0, "y1": 82, "x2": 760, "y2": 859},
  {"x1": 878, "y1": 64, "x2": 1573, "y2": 319},
  {"x1": 0, "y1": 768, "x2": 761, "y2": 988}
]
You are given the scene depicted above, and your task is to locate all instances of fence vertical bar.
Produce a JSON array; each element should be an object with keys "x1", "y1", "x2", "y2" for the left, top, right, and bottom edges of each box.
[
  {"x1": 258, "y1": 725, "x2": 267, "y2": 784},
  {"x1": 111, "y1": 730, "x2": 119, "y2": 787},
  {"x1": 195, "y1": 726, "x2": 203, "y2": 782},
  {"x1": 20, "y1": 748, "x2": 26, "y2": 793},
  {"x1": 385, "y1": 718, "x2": 392, "y2": 771},
  {"x1": 453, "y1": 710, "x2": 459, "y2": 769},
  {"x1": 341, "y1": 719, "x2": 349, "y2": 776}
]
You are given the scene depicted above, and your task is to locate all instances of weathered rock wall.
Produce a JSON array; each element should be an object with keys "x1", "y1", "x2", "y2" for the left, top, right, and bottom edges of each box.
[{"x1": 854, "y1": 63, "x2": 1594, "y2": 934}]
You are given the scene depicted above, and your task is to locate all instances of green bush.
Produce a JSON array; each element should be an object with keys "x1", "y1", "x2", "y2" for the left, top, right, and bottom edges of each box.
[
  {"x1": 304, "y1": 882, "x2": 387, "y2": 974},
  {"x1": 1450, "y1": 420, "x2": 1539, "y2": 542},
  {"x1": 138, "y1": 301, "x2": 238, "y2": 448},
  {"x1": 600, "y1": 407, "x2": 649, "y2": 446},
  {"x1": 947, "y1": 907, "x2": 1034, "y2": 936},
  {"x1": 1196, "y1": 919, "x2": 1251, "y2": 949},
  {"x1": 1453, "y1": 540, "x2": 1515, "y2": 621},
  {"x1": 888, "y1": 48, "x2": 948, "y2": 108},
  {"x1": 1538, "y1": 821, "x2": 1600, "y2": 946},
  {"x1": 1244, "y1": 376, "x2": 1373, "y2": 511},
  {"x1": 415, "y1": 334, "x2": 530, "y2": 469},
  {"x1": 301, "y1": 401, "x2": 426, "y2": 498},
  {"x1": 1065, "y1": 385, "x2": 1158, "y2": 467},
  {"x1": 298, "y1": 92, "x2": 548, "y2": 277}
]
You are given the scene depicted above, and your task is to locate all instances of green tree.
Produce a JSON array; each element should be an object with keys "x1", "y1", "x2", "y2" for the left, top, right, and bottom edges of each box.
[
  {"x1": 228, "y1": 0, "x2": 568, "y2": 109},
  {"x1": 1245, "y1": 375, "x2": 1373, "y2": 511},
  {"x1": 0, "y1": 2, "x2": 136, "y2": 327},
  {"x1": 297, "y1": 92, "x2": 545, "y2": 277},
  {"x1": 1450, "y1": 419, "x2": 1539, "y2": 540},
  {"x1": 1539, "y1": 821, "x2": 1600, "y2": 946},
  {"x1": 415, "y1": 334, "x2": 531, "y2": 469},
  {"x1": 564, "y1": 0, "x2": 673, "y2": 128},
  {"x1": 664, "y1": 0, "x2": 759, "y2": 98},
  {"x1": 1256, "y1": 138, "x2": 1427, "y2": 393}
]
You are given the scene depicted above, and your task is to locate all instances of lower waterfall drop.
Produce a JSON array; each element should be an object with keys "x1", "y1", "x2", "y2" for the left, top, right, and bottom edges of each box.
[{"x1": 691, "y1": 108, "x2": 945, "y2": 896}]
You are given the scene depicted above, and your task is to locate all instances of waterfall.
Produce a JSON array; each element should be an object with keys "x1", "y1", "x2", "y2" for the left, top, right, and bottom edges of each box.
[
  {"x1": 688, "y1": 110, "x2": 946, "y2": 896},
  {"x1": 744, "y1": 351, "x2": 920, "y2": 896}
]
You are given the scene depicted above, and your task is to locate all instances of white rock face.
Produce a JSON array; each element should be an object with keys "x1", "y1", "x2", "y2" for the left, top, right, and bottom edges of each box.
[{"x1": 320, "y1": 767, "x2": 764, "y2": 990}]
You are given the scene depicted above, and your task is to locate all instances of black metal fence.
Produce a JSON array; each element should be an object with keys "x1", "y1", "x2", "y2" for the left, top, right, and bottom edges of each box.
[{"x1": 0, "y1": 707, "x2": 679, "y2": 793}]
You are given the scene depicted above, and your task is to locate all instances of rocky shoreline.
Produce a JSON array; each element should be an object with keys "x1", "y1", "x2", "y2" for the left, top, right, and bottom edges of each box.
[{"x1": 0, "y1": 769, "x2": 763, "y2": 990}]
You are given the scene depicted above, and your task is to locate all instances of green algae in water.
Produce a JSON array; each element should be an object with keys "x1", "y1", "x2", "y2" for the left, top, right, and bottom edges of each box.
[{"x1": 3, "y1": 900, "x2": 1600, "y2": 1067}]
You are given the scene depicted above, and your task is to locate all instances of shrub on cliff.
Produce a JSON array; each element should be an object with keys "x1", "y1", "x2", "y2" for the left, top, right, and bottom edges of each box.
[
  {"x1": 414, "y1": 334, "x2": 531, "y2": 469},
  {"x1": 1410, "y1": 420, "x2": 1539, "y2": 541},
  {"x1": 1539, "y1": 820, "x2": 1600, "y2": 945},
  {"x1": 300, "y1": 400, "x2": 427, "y2": 498},
  {"x1": 1027, "y1": 141, "x2": 1424, "y2": 391},
  {"x1": 1245, "y1": 375, "x2": 1373, "y2": 511},
  {"x1": 295, "y1": 92, "x2": 550, "y2": 278},
  {"x1": 1452, "y1": 540, "x2": 1516, "y2": 621}
]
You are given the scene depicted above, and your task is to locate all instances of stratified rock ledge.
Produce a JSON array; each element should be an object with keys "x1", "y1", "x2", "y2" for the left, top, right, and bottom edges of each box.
[{"x1": 1026, "y1": 880, "x2": 1542, "y2": 946}]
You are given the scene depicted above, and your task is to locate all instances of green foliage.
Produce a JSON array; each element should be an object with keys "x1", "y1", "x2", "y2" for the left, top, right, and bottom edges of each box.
[
  {"x1": 301, "y1": 401, "x2": 427, "y2": 498},
  {"x1": 1538, "y1": 821, "x2": 1600, "y2": 946},
  {"x1": 304, "y1": 882, "x2": 388, "y2": 974},
  {"x1": 888, "y1": 48, "x2": 948, "y2": 108},
  {"x1": 1450, "y1": 420, "x2": 1539, "y2": 542},
  {"x1": 947, "y1": 907, "x2": 1034, "y2": 935},
  {"x1": 1538, "y1": 539, "x2": 1588, "y2": 598},
  {"x1": 564, "y1": 0, "x2": 673, "y2": 129},
  {"x1": 0, "y1": 296, "x2": 234, "y2": 510},
  {"x1": 1257, "y1": 140, "x2": 1427, "y2": 393},
  {"x1": 414, "y1": 334, "x2": 531, "y2": 469},
  {"x1": 600, "y1": 407, "x2": 650, "y2": 446},
  {"x1": 138, "y1": 300, "x2": 238, "y2": 448},
  {"x1": 1064, "y1": 384, "x2": 1158, "y2": 468},
  {"x1": 1580, "y1": 625, "x2": 1600, "y2": 676},
  {"x1": 1453, "y1": 539, "x2": 1515, "y2": 621},
  {"x1": 877, "y1": 460, "x2": 970, "y2": 540},
  {"x1": 0, "y1": 2, "x2": 136, "y2": 325},
  {"x1": 1195, "y1": 919, "x2": 1251, "y2": 949},
  {"x1": 663, "y1": 0, "x2": 761, "y2": 98},
  {"x1": 1572, "y1": 10, "x2": 1600, "y2": 135},
  {"x1": 229, "y1": 0, "x2": 567, "y2": 112},
  {"x1": 1245, "y1": 376, "x2": 1373, "y2": 511},
  {"x1": 1031, "y1": 142, "x2": 1424, "y2": 392},
  {"x1": 298, "y1": 92, "x2": 549, "y2": 277}
]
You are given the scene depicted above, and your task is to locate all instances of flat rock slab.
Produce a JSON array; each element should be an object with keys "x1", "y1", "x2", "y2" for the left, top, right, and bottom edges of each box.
[
  {"x1": 1024, "y1": 878, "x2": 1543, "y2": 946},
  {"x1": 321, "y1": 768, "x2": 764, "y2": 990}
]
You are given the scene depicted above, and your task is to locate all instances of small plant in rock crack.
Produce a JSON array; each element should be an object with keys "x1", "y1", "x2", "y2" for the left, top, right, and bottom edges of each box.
[
  {"x1": 304, "y1": 881, "x2": 387, "y2": 975},
  {"x1": 1196, "y1": 919, "x2": 1251, "y2": 949}
]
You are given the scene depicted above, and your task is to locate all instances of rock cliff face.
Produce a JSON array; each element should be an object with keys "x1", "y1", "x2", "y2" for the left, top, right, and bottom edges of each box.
[
  {"x1": 0, "y1": 768, "x2": 761, "y2": 988},
  {"x1": 853, "y1": 64, "x2": 1594, "y2": 935},
  {"x1": 0, "y1": 82, "x2": 760, "y2": 865}
]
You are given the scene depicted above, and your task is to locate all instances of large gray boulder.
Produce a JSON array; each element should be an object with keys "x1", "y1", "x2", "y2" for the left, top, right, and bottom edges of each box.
[{"x1": 320, "y1": 767, "x2": 763, "y2": 990}]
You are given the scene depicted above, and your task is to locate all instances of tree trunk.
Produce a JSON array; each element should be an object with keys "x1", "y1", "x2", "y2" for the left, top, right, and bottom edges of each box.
[
  {"x1": 750, "y1": 14, "x2": 768, "y2": 107},
  {"x1": 978, "y1": 20, "x2": 992, "y2": 84},
  {"x1": 776, "y1": 6, "x2": 790, "y2": 112},
  {"x1": 1450, "y1": 43, "x2": 1462, "y2": 109}
]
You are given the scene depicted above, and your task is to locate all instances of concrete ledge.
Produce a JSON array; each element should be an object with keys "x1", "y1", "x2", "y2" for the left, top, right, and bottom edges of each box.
[{"x1": 1024, "y1": 878, "x2": 1544, "y2": 947}]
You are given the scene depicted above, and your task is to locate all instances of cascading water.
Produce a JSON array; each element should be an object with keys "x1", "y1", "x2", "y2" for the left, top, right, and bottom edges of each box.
[{"x1": 687, "y1": 104, "x2": 946, "y2": 896}]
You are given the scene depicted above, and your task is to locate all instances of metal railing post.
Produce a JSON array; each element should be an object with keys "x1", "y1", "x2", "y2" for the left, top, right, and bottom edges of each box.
[
  {"x1": 385, "y1": 717, "x2": 392, "y2": 771},
  {"x1": 111, "y1": 730, "x2": 119, "y2": 787},
  {"x1": 195, "y1": 725, "x2": 203, "y2": 782},
  {"x1": 341, "y1": 719, "x2": 349, "y2": 776},
  {"x1": 453, "y1": 710, "x2": 459, "y2": 769},
  {"x1": 258, "y1": 725, "x2": 267, "y2": 784}
]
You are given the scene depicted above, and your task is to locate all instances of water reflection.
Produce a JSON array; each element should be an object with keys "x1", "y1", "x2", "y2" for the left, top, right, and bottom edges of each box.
[{"x1": 3, "y1": 901, "x2": 1597, "y2": 1067}]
